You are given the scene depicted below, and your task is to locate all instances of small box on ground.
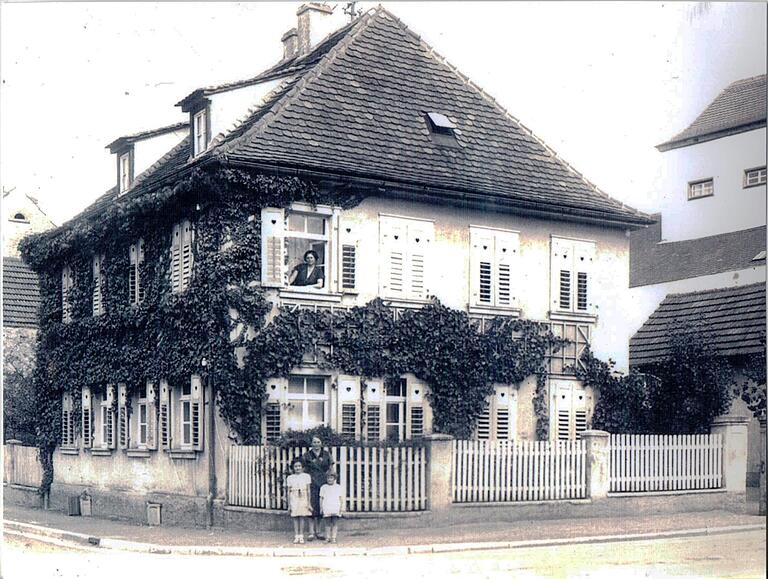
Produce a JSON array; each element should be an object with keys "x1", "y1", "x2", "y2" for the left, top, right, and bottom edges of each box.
[
  {"x1": 147, "y1": 502, "x2": 162, "y2": 526},
  {"x1": 67, "y1": 496, "x2": 81, "y2": 516}
]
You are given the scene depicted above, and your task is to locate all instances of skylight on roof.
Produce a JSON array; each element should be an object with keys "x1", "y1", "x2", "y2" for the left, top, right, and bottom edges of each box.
[{"x1": 426, "y1": 112, "x2": 456, "y2": 132}]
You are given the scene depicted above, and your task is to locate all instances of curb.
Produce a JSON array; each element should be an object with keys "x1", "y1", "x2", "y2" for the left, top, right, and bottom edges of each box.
[{"x1": 4, "y1": 519, "x2": 765, "y2": 557}]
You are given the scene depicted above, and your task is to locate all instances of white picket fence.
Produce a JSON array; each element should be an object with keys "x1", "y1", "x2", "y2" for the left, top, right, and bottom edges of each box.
[
  {"x1": 228, "y1": 445, "x2": 428, "y2": 512},
  {"x1": 3, "y1": 443, "x2": 43, "y2": 488},
  {"x1": 452, "y1": 439, "x2": 587, "y2": 502},
  {"x1": 609, "y1": 434, "x2": 723, "y2": 492}
]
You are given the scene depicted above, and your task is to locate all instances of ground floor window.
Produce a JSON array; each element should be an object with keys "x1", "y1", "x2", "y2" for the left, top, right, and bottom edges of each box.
[{"x1": 286, "y1": 375, "x2": 328, "y2": 431}]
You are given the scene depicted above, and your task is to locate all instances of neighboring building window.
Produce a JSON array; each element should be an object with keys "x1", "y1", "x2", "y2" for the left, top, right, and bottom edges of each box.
[
  {"x1": 286, "y1": 375, "x2": 328, "y2": 431},
  {"x1": 61, "y1": 265, "x2": 74, "y2": 323},
  {"x1": 92, "y1": 254, "x2": 106, "y2": 316},
  {"x1": 744, "y1": 166, "x2": 767, "y2": 188},
  {"x1": 688, "y1": 178, "x2": 714, "y2": 200},
  {"x1": 170, "y1": 219, "x2": 194, "y2": 293},
  {"x1": 552, "y1": 380, "x2": 590, "y2": 441},
  {"x1": 379, "y1": 215, "x2": 434, "y2": 300},
  {"x1": 469, "y1": 226, "x2": 520, "y2": 309},
  {"x1": 61, "y1": 393, "x2": 76, "y2": 448},
  {"x1": 11, "y1": 212, "x2": 28, "y2": 222},
  {"x1": 193, "y1": 109, "x2": 208, "y2": 156},
  {"x1": 119, "y1": 152, "x2": 132, "y2": 193},
  {"x1": 129, "y1": 239, "x2": 145, "y2": 305},
  {"x1": 550, "y1": 237, "x2": 595, "y2": 315},
  {"x1": 261, "y1": 206, "x2": 332, "y2": 290}
]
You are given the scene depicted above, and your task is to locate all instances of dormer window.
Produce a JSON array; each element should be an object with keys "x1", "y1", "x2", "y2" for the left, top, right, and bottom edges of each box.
[
  {"x1": 425, "y1": 112, "x2": 459, "y2": 148},
  {"x1": 11, "y1": 212, "x2": 28, "y2": 222},
  {"x1": 118, "y1": 151, "x2": 133, "y2": 194},
  {"x1": 193, "y1": 109, "x2": 208, "y2": 156}
]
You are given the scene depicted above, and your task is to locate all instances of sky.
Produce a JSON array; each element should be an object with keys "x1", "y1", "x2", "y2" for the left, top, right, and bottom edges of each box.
[{"x1": 1, "y1": 2, "x2": 766, "y2": 226}]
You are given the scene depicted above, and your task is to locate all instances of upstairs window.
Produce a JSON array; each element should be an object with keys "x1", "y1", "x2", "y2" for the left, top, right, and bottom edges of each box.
[
  {"x1": 261, "y1": 205, "x2": 332, "y2": 291},
  {"x1": 469, "y1": 226, "x2": 520, "y2": 310},
  {"x1": 379, "y1": 215, "x2": 434, "y2": 301},
  {"x1": 92, "y1": 254, "x2": 106, "y2": 316},
  {"x1": 11, "y1": 212, "x2": 28, "y2": 222},
  {"x1": 193, "y1": 109, "x2": 208, "y2": 156},
  {"x1": 744, "y1": 166, "x2": 767, "y2": 188},
  {"x1": 688, "y1": 178, "x2": 714, "y2": 200},
  {"x1": 118, "y1": 151, "x2": 133, "y2": 194},
  {"x1": 129, "y1": 239, "x2": 145, "y2": 305},
  {"x1": 170, "y1": 220, "x2": 194, "y2": 294},
  {"x1": 550, "y1": 237, "x2": 595, "y2": 315},
  {"x1": 61, "y1": 265, "x2": 74, "y2": 323}
]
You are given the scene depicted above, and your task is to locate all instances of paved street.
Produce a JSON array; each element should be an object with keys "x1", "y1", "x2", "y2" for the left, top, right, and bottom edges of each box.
[{"x1": 3, "y1": 528, "x2": 765, "y2": 578}]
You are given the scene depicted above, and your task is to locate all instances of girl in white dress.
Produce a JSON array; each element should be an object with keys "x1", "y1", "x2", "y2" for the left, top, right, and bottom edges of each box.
[{"x1": 285, "y1": 460, "x2": 312, "y2": 543}]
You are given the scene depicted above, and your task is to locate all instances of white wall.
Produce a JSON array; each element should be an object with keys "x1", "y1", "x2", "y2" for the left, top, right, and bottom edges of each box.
[
  {"x1": 208, "y1": 79, "x2": 281, "y2": 143},
  {"x1": 2, "y1": 189, "x2": 55, "y2": 257},
  {"x1": 133, "y1": 128, "x2": 188, "y2": 179},
  {"x1": 656, "y1": 128, "x2": 766, "y2": 243},
  {"x1": 328, "y1": 196, "x2": 633, "y2": 371}
]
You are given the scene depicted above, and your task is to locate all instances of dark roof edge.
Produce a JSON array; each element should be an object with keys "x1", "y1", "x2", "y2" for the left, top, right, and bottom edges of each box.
[
  {"x1": 664, "y1": 280, "x2": 766, "y2": 300},
  {"x1": 656, "y1": 119, "x2": 766, "y2": 152},
  {"x1": 106, "y1": 121, "x2": 189, "y2": 152},
  {"x1": 221, "y1": 155, "x2": 654, "y2": 229}
]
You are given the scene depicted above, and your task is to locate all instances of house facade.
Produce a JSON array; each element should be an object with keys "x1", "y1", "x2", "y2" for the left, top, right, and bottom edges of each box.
[
  {"x1": 629, "y1": 74, "x2": 767, "y2": 486},
  {"x1": 23, "y1": 5, "x2": 650, "y2": 521}
]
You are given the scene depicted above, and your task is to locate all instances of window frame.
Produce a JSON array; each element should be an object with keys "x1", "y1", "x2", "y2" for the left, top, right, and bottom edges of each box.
[
  {"x1": 744, "y1": 166, "x2": 767, "y2": 189},
  {"x1": 285, "y1": 374, "x2": 329, "y2": 432},
  {"x1": 136, "y1": 383, "x2": 149, "y2": 448},
  {"x1": 192, "y1": 108, "x2": 209, "y2": 157},
  {"x1": 179, "y1": 380, "x2": 193, "y2": 448},
  {"x1": 687, "y1": 178, "x2": 714, "y2": 200},
  {"x1": 285, "y1": 208, "x2": 330, "y2": 291},
  {"x1": 550, "y1": 236, "x2": 596, "y2": 316},
  {"x1": 118, "y1": 150, "x2": 133, "y2": 194}
]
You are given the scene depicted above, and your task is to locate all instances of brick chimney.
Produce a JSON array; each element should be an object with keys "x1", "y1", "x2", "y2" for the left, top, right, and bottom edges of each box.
[
  {"x1": 282, "y1": 28, "x2": 298, "y2": 60},
  {"x1": 296, "y1": 3, "x2": 335, "y2": 56}
]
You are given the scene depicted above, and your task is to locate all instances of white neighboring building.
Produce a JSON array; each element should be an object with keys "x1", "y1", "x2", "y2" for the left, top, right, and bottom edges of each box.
[{"x1": 629, "y1": 74, "x2": 766, "y2": 486}]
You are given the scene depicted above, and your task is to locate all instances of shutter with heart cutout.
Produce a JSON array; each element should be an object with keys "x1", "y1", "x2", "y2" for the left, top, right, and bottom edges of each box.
[{"x1": 337, "y1": 375, "x2": 361, "y2": 439}]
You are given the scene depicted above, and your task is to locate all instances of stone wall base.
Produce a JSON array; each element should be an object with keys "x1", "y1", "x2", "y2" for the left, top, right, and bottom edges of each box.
[{"x1": 3, "y1": 484, "x2": 44, "y2": 509}]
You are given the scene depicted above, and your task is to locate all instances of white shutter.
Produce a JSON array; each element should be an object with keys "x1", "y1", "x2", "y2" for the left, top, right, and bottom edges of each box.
[
  {"x1": 380, "y1": 217, "x2": 407, "y2": 298},
  {"x1": 470, "y1": 228, "x2": 495, "y2": 306},
  {"x1": 181, "y1": 220, "x2": 194, "y2": 291},
  {"x1": 118, "y1": 384, "x2": 129, "y2": 449},
  {"x1": 191, "y1": 375, "x2": 204, "y2": 451},
  {"x1": 551, "y1": 238, "x2": 575, "y2": 312},
  {"x1": 494, "y1": 386, "x2": 517, "y2": 440},
  {"x1": 495, "y1": 232, "x2": 519, "y2": 308},
  {"x1": 339, "y1": 219, "x2": 358, "y2": 293},
  {"x1": 407, "y1": 221, "x2": 433, "y2": 299},
  {"x1": 406, "y1": 380, "x2": 425, "y2": 438},
  {"x1": 129, "y1": 239, "x2": 145, "y2": 305},
  {"x1": 146, "y1": 382, "x2": 158, "y2": 450},
  {"x1": 82, "y1": 387, "x2": 92, "y2": 449},
  {"x1": 338, "y1": 375, "x2": 360, "y2": 438},
  {"x1": 554, "y1": 381, "x2": 572, "y2": 441},
  {"x1": 364, "y1": 379, "x2": 384, "y2": 442},
  {"x1": 61, "y1": 393, "x2": 74, "y2": 447},
  {"x1": 261, "y1": 208, "x2": 285, "y2": 287},
  {"x1": 92, "y1": 254, "x2": 105, "y2": 316},
  {"x1": 159, "y1": 380, "x2": 171, "y2": 449},
  {"x1": 62, "y1": 265, "x2": 73, "y2": 323},
  {"x1": 106, "y1": 385, "x2": 116, "y2": 449},
  {"x1": 574, "y1": 241, "x2": 595, "y2": 314},
  {"x1": 170, "y1": 223, "x2": 182, "y2": 293}
]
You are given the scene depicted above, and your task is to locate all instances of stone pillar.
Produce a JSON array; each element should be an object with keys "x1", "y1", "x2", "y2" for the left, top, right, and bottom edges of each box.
[
  {"x1": 581, "y1": 430, "x2": 610, "y2": 500},
  {"x1": 759, "y1": 416, "x2": 766, "y2": 516},
  {"x1": 423, "y1": 433, "x2": 454, "y2": 511},
  {"x1": 711, "y1": 415, "x2": 749, "y2": 494}
]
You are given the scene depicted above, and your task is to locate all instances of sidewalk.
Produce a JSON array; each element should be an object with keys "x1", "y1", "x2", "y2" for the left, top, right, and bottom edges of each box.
[{"x1": 4, "y1": 503, "x2": 765, "y2": 556}]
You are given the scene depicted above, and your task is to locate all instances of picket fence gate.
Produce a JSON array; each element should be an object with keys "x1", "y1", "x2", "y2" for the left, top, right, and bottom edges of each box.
[
  {"x1": 609, "y1": 434, "x2": 723, "y2": 492},
  {"x1": 452, "y1": 439, "x2": 587, "y2": 503},
  {"x1": 228, "y1": 445, "x2": 428, "y2": 512}
]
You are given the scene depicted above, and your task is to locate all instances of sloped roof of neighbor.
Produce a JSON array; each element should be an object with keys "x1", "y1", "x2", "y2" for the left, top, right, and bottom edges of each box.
[
  {"x1": 657, "y1": 74, "x2": 767, "y2": 151},
  {"x1": 3, "y1": 256, "x2": 40, "y2": 328},
  {"x1": 630, "y1": 283, "x2": 766, "y2": 366}
]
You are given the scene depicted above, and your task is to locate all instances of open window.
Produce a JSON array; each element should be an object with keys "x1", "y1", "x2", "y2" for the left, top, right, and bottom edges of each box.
[
  {"x1": 364, "y1": 376, "x2": 428, "y2": 442},
  {"x1": 92, "y1": 386, "x2": 116, "y2": 450},
  {"x1": 261, "y1": 205, "x2": 336, "y2": 292}
]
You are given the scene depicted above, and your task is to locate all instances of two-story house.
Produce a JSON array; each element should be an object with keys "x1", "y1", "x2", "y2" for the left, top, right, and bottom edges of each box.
[
  {"x1": 629, "y1": 74, "x2": 767, "y2": 487},
  {"x1": 21, "y1": 5, "x2": 651, "y2": 523}
]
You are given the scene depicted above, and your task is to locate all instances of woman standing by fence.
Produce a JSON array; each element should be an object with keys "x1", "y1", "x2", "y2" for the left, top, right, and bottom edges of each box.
[{"x1": 301, "y1": 435, "x2": 334, "y2": 540}]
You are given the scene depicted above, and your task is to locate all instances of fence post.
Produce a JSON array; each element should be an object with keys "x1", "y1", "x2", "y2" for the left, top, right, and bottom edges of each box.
[
  {"x1": 423, "y1": 433, "x2": 454, "y2": 511},
  {"x1": 581, "y1": 430, "x2": 610, "y2": 500},
  {"x1": 711, "y1": 415, "x2": 749, "y2": 512},
  {"x1": 759, "y1": 416, "x2": 766, "y2": 516}
]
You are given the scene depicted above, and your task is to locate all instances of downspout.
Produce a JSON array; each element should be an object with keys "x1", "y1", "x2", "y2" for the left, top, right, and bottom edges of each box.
[{"x1": 205, "y1": 360, "x2": 216, "y2": 529}]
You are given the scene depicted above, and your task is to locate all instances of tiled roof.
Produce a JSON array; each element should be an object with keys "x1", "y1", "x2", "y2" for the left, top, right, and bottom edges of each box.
[
  {"x1": 630, "y1": 216, "x2": 766, "y2": 287},
  {"x1": 215, "y1": 8, "x2": 649, "y2": 226},
  {"x1": 658, "y1": 74, "x2": 767, "y2": 151},
  {"x1": 630, "y1": 283, "x2": 766, "y2": 366},
  {"x1": 2, "y1": 257, "x2": 40, "y2": 328},
  {"x1": 106, "y1": 121, "x2": 188, "y2": 152}
]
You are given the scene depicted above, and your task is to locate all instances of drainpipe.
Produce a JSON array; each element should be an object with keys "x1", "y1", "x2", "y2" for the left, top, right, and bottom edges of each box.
[{"x1": 204, "y1": 358, "x2": 216, "y2": 528}]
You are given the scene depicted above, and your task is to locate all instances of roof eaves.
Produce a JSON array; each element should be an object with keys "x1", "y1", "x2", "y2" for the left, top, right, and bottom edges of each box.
[
  {"x1": 656, "y1": 119, "x2": 767, "y2": 151},
  {"x1": 106, "y1": 121, "x2": 190, "y2": 152}
]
